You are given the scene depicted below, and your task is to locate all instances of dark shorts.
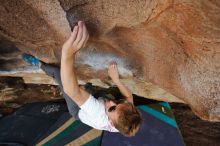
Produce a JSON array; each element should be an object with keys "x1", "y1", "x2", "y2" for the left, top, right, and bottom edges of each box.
[{"x1": 41, "y1": 63, "x2": 80, "y2": 119}]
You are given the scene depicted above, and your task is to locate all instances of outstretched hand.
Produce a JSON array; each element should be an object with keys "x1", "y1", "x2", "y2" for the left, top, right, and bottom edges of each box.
[
  {"x1": 62, "y1": 21, "x2": 89, "y2": 57},
  {"x1": 108, "y1": 61, "x2": 120, "y2": 83}
]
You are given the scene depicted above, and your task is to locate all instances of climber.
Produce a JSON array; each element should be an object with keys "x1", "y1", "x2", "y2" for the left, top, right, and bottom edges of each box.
[{"x1": 22, "y1": 21, "x2": 142, "y2": 137}]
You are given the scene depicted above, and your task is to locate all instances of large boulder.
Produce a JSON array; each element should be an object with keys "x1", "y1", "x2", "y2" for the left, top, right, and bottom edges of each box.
[{"x1": 0, "y1": 0, "x2": 219, "y2": 121}]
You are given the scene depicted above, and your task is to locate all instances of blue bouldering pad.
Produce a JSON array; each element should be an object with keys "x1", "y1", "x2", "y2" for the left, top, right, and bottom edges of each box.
[{"x1": 101, "y1": 102, "x2": 185, "y2": 146}]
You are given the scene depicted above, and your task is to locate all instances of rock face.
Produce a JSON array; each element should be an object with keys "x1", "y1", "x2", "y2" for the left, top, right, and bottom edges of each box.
[{"x1": 0, "y1": 0, "x2": 219, "y2": 121}]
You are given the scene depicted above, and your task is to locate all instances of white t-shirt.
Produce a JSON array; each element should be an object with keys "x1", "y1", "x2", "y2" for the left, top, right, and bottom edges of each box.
[{"x1": 78, "y1": 95, "x2": 119, "y2": 132}]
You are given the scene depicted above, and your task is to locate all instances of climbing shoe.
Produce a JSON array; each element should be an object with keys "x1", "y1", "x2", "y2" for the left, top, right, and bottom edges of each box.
[{"x1": 22, "y1": 53, "x2": 40, "y2": 66}]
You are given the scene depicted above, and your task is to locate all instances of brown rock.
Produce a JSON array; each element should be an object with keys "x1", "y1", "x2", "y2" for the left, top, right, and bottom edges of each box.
[{"x1": 0, "y1": 0, "x2": 219, "y2": 121}]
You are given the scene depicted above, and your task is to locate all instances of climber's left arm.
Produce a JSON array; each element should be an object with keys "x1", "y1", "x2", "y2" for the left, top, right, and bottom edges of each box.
[{"x1": 108, "y1": 62, "x2": 133, "y2": 103}]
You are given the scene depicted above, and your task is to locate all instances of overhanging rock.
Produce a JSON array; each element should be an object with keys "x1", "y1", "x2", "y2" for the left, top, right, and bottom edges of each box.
[{"x1": 0, "y1": 0, "x2": 219, "y2": 121}]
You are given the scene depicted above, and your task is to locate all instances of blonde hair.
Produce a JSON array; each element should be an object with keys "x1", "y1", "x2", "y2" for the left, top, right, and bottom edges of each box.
[{"x1": 113, "y1": 103, "x2": 142, "y2": 137}]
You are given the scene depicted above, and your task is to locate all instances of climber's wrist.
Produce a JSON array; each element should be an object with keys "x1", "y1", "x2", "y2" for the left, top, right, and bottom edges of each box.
[{"x1": 62, "y1": 49, "x2": 76, "y2": 59}]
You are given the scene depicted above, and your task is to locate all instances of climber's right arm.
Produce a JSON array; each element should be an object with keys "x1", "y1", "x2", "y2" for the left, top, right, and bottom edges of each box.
[{"x1": 61, "y1": 21, "x2": 90, "y2": 106}]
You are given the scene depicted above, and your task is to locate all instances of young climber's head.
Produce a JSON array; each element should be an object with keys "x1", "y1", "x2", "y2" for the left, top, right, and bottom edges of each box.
[{"x1": 105, "y1": 99, "x2": 142, "y2": 137}]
